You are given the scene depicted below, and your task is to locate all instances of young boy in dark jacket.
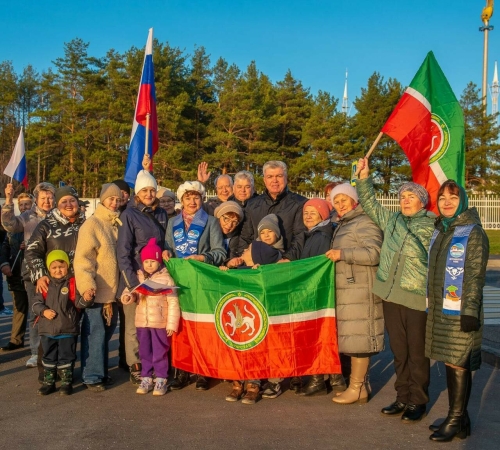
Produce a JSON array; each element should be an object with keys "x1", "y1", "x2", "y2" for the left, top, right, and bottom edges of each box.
[{"x1": 32, "y1": 250, "x2": 92, "y2": 396}]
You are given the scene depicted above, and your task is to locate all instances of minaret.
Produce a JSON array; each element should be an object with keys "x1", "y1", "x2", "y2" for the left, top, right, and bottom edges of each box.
[
  {"x1": 491, "y1": 61, "x2": 499, "y2": 116},
  {"x1": 342, "y1": 70, "x2": 349, "y2": 115}
]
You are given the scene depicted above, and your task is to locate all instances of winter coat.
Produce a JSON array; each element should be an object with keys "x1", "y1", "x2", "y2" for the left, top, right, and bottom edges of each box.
[
  {"x1": 74, "y1": 203, "x2": 121, "y2": 304},
  {"x1": 300, "y1": 221, "x2": 334, "y2": 259},
  {"x1": 165, "y1": 209, "x2": 226, "y2": 266},
  {"x1": 25, "y1": 209, "x2": 86, "y2": 284},
  {"x1": 132, "y1": 268, "x2": 180, "y2": 331},
  {"x1": 356, "y1": 177, "x2": 435, "y2": 311},
  {"x1": 238, "y1": 188, "x2": 307, "y2": 261},
  {"x1": 117, "y1": 198, "x2": 167, "y2": 292},
  {"x1": 1, "y1": 203, "x2": 48, "y2": 242},
  {"x1": 32, "y1": 276, "x2": 83, "y2": 336},
  {"x1": 203, "y1": 197, "x2": 223, "y2": 216},
  {"x1": 425, "y1": 208, "x2": 489, "y2": 371},
  {"x1": 0, "y1": 232, "x2": 26, "y2": 291},
  {"x1": 331, "y1": 205, "x2": 384, "y2": 354}
]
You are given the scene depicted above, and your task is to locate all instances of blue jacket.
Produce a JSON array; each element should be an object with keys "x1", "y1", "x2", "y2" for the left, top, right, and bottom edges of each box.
[{"x1": 117, "y1": 198, "x2": 168, "y2": 292}]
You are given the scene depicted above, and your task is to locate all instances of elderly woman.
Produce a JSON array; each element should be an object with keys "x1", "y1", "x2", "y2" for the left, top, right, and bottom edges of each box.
[
  {"x1": 2, "y1": 182, "x2": 55, "y2": 370},
  {"x1": 426, "y1": 180, "x2": 488, "y2": 442},
  {"x1": 74, "y1": 183, "x2": 123, "y2": 391},
  {"x1": 321, "y1": 184, "x2": 384, "y2": 404},
  {"x1": 157, "y1": 188, "x2": 178, "y2": 219},
  {"x1": 214, "y1": 201, "x2": 244, "y2": 262},
  {"x1": 163, "y1": 181, "x2": 226, "y2": 390},
  {"x1": 25, "y1": 186, "x2": 85, "y2": 388},
  {"x1": 117, "y1": 170, "x2": 168, "y2": 385},
  {"x1": 357, "y1": 158, "x2": 435, "y2": 422}
]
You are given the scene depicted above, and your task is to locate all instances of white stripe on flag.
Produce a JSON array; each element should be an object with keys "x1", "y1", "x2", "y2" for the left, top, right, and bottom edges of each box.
[
  {"x1": 181, "y1": 308, "x2": 336, "y2": 324},
  {"x1": 3, "y1": 128, "x2": 25, "y2": 178},
  {"x1": 406, "y1": 87, "x2": 431, "y2": 112},
  {"x1": 430, "y1": 161, "x2": 448, "y2": 184}
]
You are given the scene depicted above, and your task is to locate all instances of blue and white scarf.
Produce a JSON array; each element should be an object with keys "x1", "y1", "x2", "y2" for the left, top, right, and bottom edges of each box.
[{"x1": 172, "y1": 208, "x2": 208, "y2": 258}]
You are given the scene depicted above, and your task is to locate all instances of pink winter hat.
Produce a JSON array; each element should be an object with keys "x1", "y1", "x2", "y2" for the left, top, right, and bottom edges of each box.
[
  {"x1": 304, "y1": 198, "x2": 332, "y2": 221},
  {"x1": 140, "y1": 238, "x2": 162, "y2": 264}
]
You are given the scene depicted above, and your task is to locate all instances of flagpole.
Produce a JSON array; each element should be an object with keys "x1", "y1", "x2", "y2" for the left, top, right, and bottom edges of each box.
[
  {"x1": 144, "y1": 113, "x2": 150, "y2": 156},
  {"x1": 365, "y1": 132, "x2": 383, "y2": 159}
]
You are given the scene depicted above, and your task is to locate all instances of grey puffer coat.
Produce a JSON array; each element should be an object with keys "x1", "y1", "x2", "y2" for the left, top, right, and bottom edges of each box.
[
  {"x1": 331, "y1": 205, "x2": 384, "y2": 354},
  {"x1": 425, "y1": 208, "x2": 489, "y2": 371}
]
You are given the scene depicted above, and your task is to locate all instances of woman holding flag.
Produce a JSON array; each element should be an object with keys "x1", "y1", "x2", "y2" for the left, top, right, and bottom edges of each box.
[{"x1": 426, "y1": 180, "x2": 488, "y2": 442}]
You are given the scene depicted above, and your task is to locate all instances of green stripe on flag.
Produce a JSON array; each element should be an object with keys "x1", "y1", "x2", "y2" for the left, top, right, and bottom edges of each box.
[{"x1": 166, "y1": 256, "x2": 335, "y2": 316}]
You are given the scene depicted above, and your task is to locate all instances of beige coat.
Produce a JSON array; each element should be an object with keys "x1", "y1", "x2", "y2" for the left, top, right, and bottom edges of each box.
[
  {"x1": 74, "y1": 203, "x2": 121, "y2": 303},
  {"x1": 133, "y1": 268, "x2": 180, "y2": 331}
]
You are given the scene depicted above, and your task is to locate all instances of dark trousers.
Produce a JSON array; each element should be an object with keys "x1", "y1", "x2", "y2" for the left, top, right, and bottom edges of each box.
[
  {"x1": 40, "y1": 336, "x2": 78, "y2": 369},
  {"x1": 383, "y1": 301, "x2": 430, "y2": 405},
  {"x1": 9, "y1": 289, "x2": 28, "y2": 345}
]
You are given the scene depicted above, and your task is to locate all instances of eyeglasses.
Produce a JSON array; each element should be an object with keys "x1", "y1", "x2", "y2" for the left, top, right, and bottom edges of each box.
[{"x1": 221, "y1": 215, "x2": 240, "y2": 227}]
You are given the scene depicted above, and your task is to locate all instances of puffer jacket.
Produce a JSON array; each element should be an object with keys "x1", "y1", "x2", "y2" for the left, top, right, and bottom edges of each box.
[
  {"x1": 1, "y1": 202, "x2": 49, "y2": 242},
  {"x1": 25, "y1": 209, "x2": 86, "y2": 284},
  {"x1": 74, "y1": 203, "x2": 121, "y2": 304},
  {"x1": 117, "y1": 197, "x2": 167, "y2": 292},
  {"x1": 425, "y1": 208, "x2": 489, "y2": 371},
  {"x1": 238, "y1": 187, "x2": 307, "y2": 261},
  {"x1": 331, "y1": 205, "x2": 384, "y2": 354},
  {"x1": 134, "y1": 268, "x2": 180, "y2": 331},
  {"x1": 0, "y1": 232, "x2": 25, "y2": 291},
  {"x1": 300, "y1": 221, "x2": 334, "y2": 259},
  {"x1": 356, "y1": 177, "x2": 435, "y2": 311}
]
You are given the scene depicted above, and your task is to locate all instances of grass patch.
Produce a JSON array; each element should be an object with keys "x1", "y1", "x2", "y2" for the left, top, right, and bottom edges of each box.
[{"x1": 486, "y1": 231, "x2": 500, "y2": 255}]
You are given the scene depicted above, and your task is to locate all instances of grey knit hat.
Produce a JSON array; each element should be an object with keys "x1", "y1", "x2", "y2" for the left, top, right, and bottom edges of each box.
[
  {"x1": 100, "y1": 183, "x2": 122, "y2": 203},
  {"x1": 55, "y1": 186, "x2": 78, "y2": 205},
  {"x1": 257, "y1": 214, "x2": 281, "y2": 239},
  {"x1": 398, "y1": 182, "x2": 429, "y2": 207}
]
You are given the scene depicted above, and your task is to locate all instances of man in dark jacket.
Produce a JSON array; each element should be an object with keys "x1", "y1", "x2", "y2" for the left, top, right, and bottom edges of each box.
[{"x1": 237, "y1": 161, "x2": 307, "y2": 262}]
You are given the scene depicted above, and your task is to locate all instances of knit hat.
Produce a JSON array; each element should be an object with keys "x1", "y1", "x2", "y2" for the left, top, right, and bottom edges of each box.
[
  {"x1": 177, "y1": 181, "x2": 205, "y2": 201},
  {"x1": 330, "y1": 183, "x2": 358, "y2": 204},
  {"x1": 46, "y1": 249, "x2": 70, "y2": 269},
  {"x1": 398, "y1": 182, "x2": 429, "y2": 207},
  {"x1": 257, "y1": 214, "x2": 281, "y2": 239},
  {"x1": 214, "y1": 201, "x2": 243, "y2": 220},
  {"x1": 251, "y1": 241, "x2": 282, "y2": 265},
  {"x1": 100, "y1": 183, "x2": 122, "y2": 203},
  {"x1": 156, "y1": 187, "x2": 167, "y2": 199},
  {"x1": 55, "y1": 186, "x2": 78, "y2": 205},
  {"x1": 112, "y1": 179, "x2": 130, "y2": 195},
  {"x1": 304, "y1": 198, "x2": 332, "y2": 221},
  {"x1": 140, "y1": 238, "x2": 162, "y2": 264},
  {"x1": 162, "y1": 189, "x2": 176, "y2": 200},
  {"x1": 134, "y1": 170, "x2": 158, "y2": 193}
]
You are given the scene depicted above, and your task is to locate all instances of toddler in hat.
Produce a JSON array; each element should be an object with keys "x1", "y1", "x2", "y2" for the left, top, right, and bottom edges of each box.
[{"x1": 121, "y1": 238, "x2": 180, "y2": 396}]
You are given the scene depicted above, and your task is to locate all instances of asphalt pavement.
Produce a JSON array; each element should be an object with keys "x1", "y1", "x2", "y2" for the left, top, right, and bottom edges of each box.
[{"x1": 0, "y1": 286, "x2": 499, "y2": 450}]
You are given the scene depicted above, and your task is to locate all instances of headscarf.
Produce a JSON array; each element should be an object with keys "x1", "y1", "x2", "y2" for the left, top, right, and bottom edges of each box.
[{"x1": 438, "y1": 182, "x2": 468, "y2": 232}]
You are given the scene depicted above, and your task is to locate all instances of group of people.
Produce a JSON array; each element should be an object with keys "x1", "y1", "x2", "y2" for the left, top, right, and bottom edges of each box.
[{"x1": 0, "y1": 157, "x2": 489, "y2": 442}]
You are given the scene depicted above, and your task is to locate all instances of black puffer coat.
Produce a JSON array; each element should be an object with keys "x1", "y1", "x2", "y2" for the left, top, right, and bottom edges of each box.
[
  {"x1": 238, "y1": 188, "x2": 307, "y2": 261},
  {"x1": 300, "y1": 221, "x2": 334, "y2": 259},
  {"x1": 425, "y1": 208, "x2": 489, "y2": 371},
  {"x1": 0, "y1": 232, "x2": 25, "y2": 291}
]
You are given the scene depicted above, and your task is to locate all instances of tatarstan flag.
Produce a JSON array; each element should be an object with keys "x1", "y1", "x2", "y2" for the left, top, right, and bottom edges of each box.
[
  {"x1": 167, "y1": 257, "x2": 340, "y2": 380},
  {"x1": 381, "y1": 51, "x2": 465, "y2": 213}
]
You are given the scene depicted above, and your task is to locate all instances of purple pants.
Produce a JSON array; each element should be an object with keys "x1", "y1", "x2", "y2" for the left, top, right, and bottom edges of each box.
[{"x1": 136, "y1": 327, "x2": 170, "y2": 378}]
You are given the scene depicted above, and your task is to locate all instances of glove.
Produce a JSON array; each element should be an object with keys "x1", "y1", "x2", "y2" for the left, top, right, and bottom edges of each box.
[{"x1": 460, "y1": 315, "x2": 480, "y2": 332}]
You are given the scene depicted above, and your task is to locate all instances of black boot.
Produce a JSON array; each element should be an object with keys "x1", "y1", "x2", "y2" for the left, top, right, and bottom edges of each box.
[
  {"x1": 429, "y1": 364, "x2": 454, "y2": 431},
  {"x1": 289, "y1": 377, "x2": 302, "y2": 392},
  {"x1": 59, "y1": 367, "x2": 73, "y2": 396},
  {"x1": 195, "y1": 375, "x2": 209, "y2": 390},
  {"x1": 296, "y1": 375, "x2": 328, "y2": 396},
  {"x1": 37, "y1": 368, "x2": 56, "y2": 396},
  {"x1": 430, "y1": 366, "x2": 471, "y2": 442},
  {"x1": 170, "y1": 369, "x2": 190, "y2": 390},
  {"x1": 328, "y1": 373, "x2": 347, "y2": 394}
]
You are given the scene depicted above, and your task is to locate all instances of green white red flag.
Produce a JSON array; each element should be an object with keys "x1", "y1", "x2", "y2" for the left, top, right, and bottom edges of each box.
[
  {"x1": 381, "y1": 51, "x2": 465, "y2": 213},
  {"x1": 167, "y1": 257, "x2": 341, "y2": 380}
]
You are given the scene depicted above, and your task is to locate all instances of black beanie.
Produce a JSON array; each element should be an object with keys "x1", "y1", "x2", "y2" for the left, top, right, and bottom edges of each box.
[
  {"x1": 113, "y1": 179, "x2": 131, "y2": 195},
  {"x1": 251, "y1": 241, "x2": 282, "y2": 265},
  {"x1": 55, "y1": 186, "x2": 78, "y2": 205}
]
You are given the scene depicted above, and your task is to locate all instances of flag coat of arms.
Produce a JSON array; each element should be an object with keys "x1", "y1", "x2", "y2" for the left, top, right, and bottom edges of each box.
[
  {"x1": 124, "y1": 28, "x2": 158, "y2": 187},
  {"x1": 4, "y1": 127, "x2": 28, "y2": 188},
  {"x1": 167, "y1": 257, "x2": 340, "y2": 380},
  {"x1": 381, "y1": 51, "x2": 465, "y2": 213}
]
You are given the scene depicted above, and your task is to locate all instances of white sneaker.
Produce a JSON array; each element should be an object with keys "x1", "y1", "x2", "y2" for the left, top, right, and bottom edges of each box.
[
  {"x1": 136, "y1": 377, "x2": 153, "y2": 394},
  {"x1": 153, "y1": 378, "x2": 168, "y2": 396},
  {"x1": 26, "y1": 355, "x2": 38, "y2": 368}
]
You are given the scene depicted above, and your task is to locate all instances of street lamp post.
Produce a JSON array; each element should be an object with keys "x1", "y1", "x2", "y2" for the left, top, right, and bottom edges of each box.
[{"x1": 480, "y1": 1, "x2": 495, "y2": 115}]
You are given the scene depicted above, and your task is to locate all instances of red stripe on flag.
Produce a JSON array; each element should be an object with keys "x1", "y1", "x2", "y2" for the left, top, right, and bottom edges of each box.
[
  {"x1": 136, "y1": 84, "x2": 154, "y2": 125},
  {"x1": 172, "y1": 317, "x2": 341, "y2": 379}
]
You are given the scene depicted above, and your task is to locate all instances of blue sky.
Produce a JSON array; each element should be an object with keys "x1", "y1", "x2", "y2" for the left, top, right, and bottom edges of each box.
[{"x1": 2, "y1": 1, "x2": 499, "y2": 111}]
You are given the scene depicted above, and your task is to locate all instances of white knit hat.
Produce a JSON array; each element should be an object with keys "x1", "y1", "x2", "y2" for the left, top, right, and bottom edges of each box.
[
  {"x1": 330, "y1": 183, "x2": 359, "y2": 204},
  {"x1": 134, "y1": 170, "x2": 157, "y2": 193},
  {"x1": 177, "y1": 181, "x2": 205, "y2": 201}
]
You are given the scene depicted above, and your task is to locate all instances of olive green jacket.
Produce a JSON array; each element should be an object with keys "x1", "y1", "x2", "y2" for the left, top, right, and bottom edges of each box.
[
  {"x1": 356, "y1": 177, "x2": 435, "y2": 311},
  {"x1": 425, "y1": 208, "x2": 489, "y2": 371}
]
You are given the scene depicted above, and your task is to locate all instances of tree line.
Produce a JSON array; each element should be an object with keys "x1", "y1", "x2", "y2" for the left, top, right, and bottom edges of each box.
[{"x1": 0, "y1": 38, "x2": 499, "y2": 197}]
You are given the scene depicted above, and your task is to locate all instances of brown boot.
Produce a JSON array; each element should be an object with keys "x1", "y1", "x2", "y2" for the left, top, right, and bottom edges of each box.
[
  {"x1": 225, "y1": 380, "x2": 244, "y2": 402},
  {"x1": 242, "y1": 382, "x2": 261, "y2": 405},
  {"x1": 332, "y1": 357, "x2": 370, "y2": 405}
]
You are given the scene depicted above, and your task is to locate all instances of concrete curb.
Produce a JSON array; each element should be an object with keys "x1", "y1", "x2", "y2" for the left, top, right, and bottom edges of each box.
[{"x1": 482, "y1": 345, "x2": 500, "y2": 369}]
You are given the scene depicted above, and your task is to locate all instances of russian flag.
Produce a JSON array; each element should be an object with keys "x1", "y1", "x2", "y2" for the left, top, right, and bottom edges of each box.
[
  {"x1": 124, "y1": 28, "x2": 158, "y2": 188},
  {"x1": 4, "y1": 127, "x2": 28, "y2": 189}
]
